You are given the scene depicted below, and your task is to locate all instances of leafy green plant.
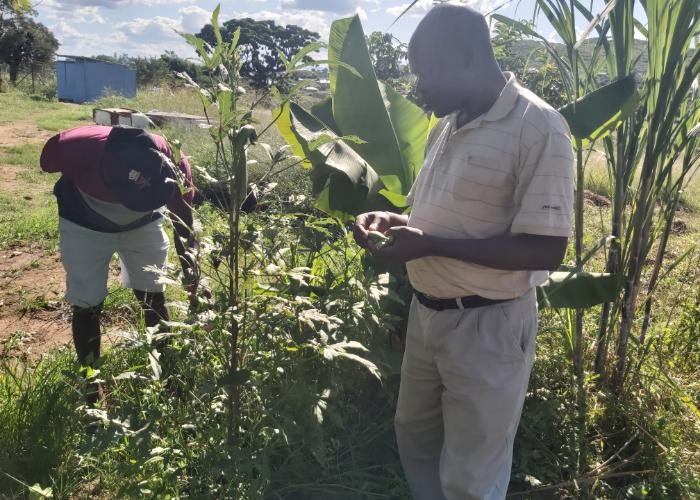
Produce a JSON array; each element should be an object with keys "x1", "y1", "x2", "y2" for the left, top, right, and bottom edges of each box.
[{"x1": 276, "y1": 15, "x2": 430, "y2": 219}]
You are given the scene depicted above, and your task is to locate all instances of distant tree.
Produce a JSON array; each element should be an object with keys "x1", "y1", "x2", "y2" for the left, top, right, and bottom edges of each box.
[
  {"x1": 0, "y1": 0, "x2": 30, "y2": 17},
  {"x1": 492, "y1": 20, "x2": 566, "y2": 108},
  {"x1": 197, "y1": 18, "x2": 319, "y2": 88},
  {"x1": 367, "y1": 31, "x2": 406, "y2": 81},
  {"x1": 0, "y1": 16, "x2": 58, "y2": 84}
]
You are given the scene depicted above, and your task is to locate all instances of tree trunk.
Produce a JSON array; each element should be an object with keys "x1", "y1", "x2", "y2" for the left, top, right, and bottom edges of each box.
[{"x1": 9, "y1": 63, "x2": 19, "y2": 84}]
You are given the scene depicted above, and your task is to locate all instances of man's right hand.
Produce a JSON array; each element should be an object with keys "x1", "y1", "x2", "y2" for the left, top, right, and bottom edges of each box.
[{"x1": 353, "y1": 211, "x2": 408, "y2": 249}]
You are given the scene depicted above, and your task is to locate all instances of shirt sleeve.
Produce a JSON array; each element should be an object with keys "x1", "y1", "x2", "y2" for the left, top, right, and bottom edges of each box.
[
  {"x1": 40, "y1": 125, "x2": 110, "y2": 178},
  {"x1": 511, "y1": 112, "x2": 574, "y2": 237}
]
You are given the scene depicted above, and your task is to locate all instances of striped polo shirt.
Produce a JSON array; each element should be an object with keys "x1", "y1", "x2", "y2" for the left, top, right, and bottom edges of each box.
[{"x1": 406, "y1": 72, "x2": 574, "y2": 300}]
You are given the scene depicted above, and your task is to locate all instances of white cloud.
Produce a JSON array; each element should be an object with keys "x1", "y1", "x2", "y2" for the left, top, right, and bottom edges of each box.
[
  {"x1": 280, "y1": 0, "x2": 357, "y2": 13},
  {"x1": 354, "y1": 5, "x2": 367, "y2": 20},
  {"x1": 227, "y1": 9, "x2": 331, "y2": 38},
  {"x1": 116, "y1": 16, "x2": 181, "y2": 40},
  {"x1": 179, "y1": 5, "x2": 211, "y2": 33},
  {"x1": 42, "y1": 0, "x2": 106, "y2": 23},
  {"x1": 45, "y1": 0, "x2": 187, "y2": 8},
  {"x1": 386, "y1": 0, "x2": 432, "y2": 17},
  {"x1": 50, "y1": 14, "x2": 195, "y2": 57}
]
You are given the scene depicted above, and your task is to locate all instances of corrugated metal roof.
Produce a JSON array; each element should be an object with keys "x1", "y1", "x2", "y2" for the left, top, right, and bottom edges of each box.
[{"x1": 56, "y1": 54, "x2": 133, "y2": 69}]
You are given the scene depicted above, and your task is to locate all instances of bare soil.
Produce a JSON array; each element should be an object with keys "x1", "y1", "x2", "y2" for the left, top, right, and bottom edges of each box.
[
  {"x1": 0, "y1": 121, "x2": 53, "y2": 148},
  {"x1": 0, "y1": 246, "x2": 71, "y2": 356}
]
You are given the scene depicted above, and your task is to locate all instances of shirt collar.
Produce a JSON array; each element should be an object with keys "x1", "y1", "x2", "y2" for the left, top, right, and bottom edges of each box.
[{"x1": 450, "y1": 72, "x2": 519, "y2": 131}]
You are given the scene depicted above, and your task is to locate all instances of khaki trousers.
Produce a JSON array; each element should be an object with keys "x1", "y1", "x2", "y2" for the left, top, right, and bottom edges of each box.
[{"x1": 395, "y1": 290, "x2": 537, "y2": 500}]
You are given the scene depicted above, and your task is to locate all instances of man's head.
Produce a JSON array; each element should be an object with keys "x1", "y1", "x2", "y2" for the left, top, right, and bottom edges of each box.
[
  {"x1": 101, "y1": 127, "x2": 179, "y2": 212},
  {"x1": 408, "y1": 4, "x2": 500, "y2": 117}
]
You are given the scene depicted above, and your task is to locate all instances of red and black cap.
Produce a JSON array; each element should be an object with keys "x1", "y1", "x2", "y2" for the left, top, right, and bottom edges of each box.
[{"x1": 100, "y1": 126, "x2": 179, "y2": 212}]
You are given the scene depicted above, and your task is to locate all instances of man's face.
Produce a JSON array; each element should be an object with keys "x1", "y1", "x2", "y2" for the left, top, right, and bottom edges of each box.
[{"x1": 408, "y1": 40, "x2": 472, "y2": 117}]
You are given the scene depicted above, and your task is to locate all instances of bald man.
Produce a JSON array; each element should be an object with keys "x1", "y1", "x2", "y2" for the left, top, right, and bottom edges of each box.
[{"x1": 354, "y1": 5, "x2": 574, "y2": 499}]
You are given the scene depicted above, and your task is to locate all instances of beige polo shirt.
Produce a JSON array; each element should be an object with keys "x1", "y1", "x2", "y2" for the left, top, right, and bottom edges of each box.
[{"x1": 406, "y1": 73, "x2": 574, "y2": 300}]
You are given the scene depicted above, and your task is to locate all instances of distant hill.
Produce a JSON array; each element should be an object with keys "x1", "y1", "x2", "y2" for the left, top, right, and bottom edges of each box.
[{"x1": 509, "y1": 38, "x2": 650, "y2": 80}]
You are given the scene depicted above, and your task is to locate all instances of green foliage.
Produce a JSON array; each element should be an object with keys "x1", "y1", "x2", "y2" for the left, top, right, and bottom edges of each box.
[
  {"x1": 492, "y1": 19, "x2": 568, "y2": 108},
  {"x1": 197, "y1": 17, "x2": 320, "y2": 89},
  {"x1": 558, "y1": 74, "x2": 639, "y2": 144},
  {"x1": 0, "y1": 343, "x2": 82, "y2": 495},
  {"x1": 277, "y1": 15, "x2": 430, "y2": 219},
  {"x1": 0, "y1": 15, "x2": 57, "y2": 84},
  {"x1": 367, "y1": 31, "x2": 406, "y2": 82}
]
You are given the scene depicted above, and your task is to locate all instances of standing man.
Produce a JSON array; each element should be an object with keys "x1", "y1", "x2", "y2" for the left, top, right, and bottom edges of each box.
[
  {"x1": 41, "y1": 125, "x2": 199, "y2": 402},
  {"x1": 354, "y1": 5, "x2": 574, "y2": 500}
]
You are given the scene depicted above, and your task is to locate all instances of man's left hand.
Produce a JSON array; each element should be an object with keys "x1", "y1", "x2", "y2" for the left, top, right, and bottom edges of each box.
[{"x1": 367, "y1": 226, "x2": 432, "y2": 262}]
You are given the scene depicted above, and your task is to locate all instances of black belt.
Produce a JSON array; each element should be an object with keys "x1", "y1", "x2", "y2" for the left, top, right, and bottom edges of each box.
[{"x1": 414, "y1": 290, "x2": 511, "y2": 311}]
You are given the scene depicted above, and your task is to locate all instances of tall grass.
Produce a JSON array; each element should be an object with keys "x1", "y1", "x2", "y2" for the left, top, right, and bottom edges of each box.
[{"x1": 0, "y1": 344, "x2": 82, "y2": 496}]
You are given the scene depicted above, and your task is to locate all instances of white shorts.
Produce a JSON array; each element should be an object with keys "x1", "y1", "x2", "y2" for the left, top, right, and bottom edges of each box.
[{"x1": 59, "y1": 217, "x2": 170, "y2": 308}]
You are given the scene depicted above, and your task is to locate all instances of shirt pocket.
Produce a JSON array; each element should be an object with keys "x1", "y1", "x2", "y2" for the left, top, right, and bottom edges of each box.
[{"x1": 450, "y1": 153, "x2": 515, "y2": 207}]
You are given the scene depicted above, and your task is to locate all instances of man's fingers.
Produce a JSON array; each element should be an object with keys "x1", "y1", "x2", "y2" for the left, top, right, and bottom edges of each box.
[
  {"x1": 367, "y1": 214, "x2": 384, "y2": 232},
  {"x1": 353, "y1": 221, "x2": 369, "y2": 247}
]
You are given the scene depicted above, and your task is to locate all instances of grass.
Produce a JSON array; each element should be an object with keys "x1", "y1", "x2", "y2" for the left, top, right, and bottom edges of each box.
[
  {"x1": 0, "y1": 195, "x2": 58, "y2": 250},
  {"x1": 36, "y1": 106, "x2": 93, "y2": 132},
  {"x1": 0, "y1": 143, "x2": 43, "y2": 169},
  {"x1": 93, "y1": 87, "x2": 212, "y2": 117},
  {"x1": 0, "y1": 345, "x2": 83, "y2": 496},
  {"x1": 0, "y1": 92, "x2": 91, "y2": 129}
]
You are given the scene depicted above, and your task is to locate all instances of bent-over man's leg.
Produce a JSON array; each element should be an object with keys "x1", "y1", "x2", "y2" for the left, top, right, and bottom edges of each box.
[
  {"x1": 133, "y1": 290, "x2": 169, "y2": 327},
  {"x1": 59, "y1": 218, "x2": 114, "y2": 366},
  {"x1": 118, "y1": 220, "x2": 170, "y2": 331}
]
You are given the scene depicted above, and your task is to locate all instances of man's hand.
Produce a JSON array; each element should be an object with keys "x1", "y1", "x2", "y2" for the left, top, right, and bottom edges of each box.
[
  {"x1": 367, "y1": 226, "x2": 432, "y2": 263},
  {"x1": 186, "y1": 280, "x2": 212, "y2": 311},
  {"x1": 353, "y1": 211, "x2": 409, "y2": 249}
]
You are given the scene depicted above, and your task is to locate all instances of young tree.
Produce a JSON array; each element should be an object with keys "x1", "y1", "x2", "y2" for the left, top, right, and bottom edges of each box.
[
  {"x1": 197, "y1": 18, "x2": 319, "y2": 88},
  {"x1": 0, "y1": 16, "x2": 58, "y2": 84},
  {"x1": 367, "y1": 31, "x2": 406, "y2": 81}
]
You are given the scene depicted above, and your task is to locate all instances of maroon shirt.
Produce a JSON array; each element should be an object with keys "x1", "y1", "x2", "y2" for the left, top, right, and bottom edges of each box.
[{"x1": 40, "y1": 125, "x2": 195, "y2": 217}]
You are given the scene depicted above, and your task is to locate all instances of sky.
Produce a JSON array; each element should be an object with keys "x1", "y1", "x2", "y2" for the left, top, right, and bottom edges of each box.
[{"x1": 33, "y1": 0, "x2": 618, "y2": 59}]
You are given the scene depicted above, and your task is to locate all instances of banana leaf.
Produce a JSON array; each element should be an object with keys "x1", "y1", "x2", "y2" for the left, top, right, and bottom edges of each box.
[
  {"x1": 327, "y1": 15, "x2": 428, "y2": 195},
  {"x1": 537, "y1": 272, "x2": 619, "y2": 309},
  {"x1": 277, "y1": 101, "x2": 391, "y2": 218},
  {"x1": 558, "y1": 74, "x2": 640, "y2": 144}
]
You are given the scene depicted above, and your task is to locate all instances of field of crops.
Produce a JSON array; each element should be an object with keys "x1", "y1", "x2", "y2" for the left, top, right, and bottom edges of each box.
[{"x1": 1, "y1": 1, "x2": 700, "y2": 498}]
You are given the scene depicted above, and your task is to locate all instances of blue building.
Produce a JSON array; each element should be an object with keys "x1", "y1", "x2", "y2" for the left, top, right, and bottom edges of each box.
[{"x1": 56, "y1": 55, "x2": 136, "y2": 103}]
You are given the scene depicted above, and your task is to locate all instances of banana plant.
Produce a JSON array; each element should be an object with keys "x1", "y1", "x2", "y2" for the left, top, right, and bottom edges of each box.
[
  {"x1": 276, "y1": 15, "x2": 430, "y2": 220},
  {"x1": 277, "y1": 13, "x2": 643, "y2": 312}
]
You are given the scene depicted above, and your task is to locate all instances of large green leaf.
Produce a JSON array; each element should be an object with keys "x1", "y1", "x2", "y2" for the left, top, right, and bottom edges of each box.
[
  {"x1": 280, "y1": 102, "x2": 389, "y2": 217},
  {"x1": 558, "y1": 74, "x2": 640, "y2": 143},
  {"x1": 382, "y1": 83, "x2": 428, "y2": 184},
  {"x1": 537, "y1": 272, "x2": 619, "y2": 309},
  {"x1": 310, "y1": 97, "x2": 341, "y2": 135},
  {"x1": 328, "y1": 15, "x2": 428, "y2": 195}
]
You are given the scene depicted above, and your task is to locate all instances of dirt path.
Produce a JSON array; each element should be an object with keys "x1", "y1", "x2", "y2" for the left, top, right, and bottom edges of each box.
[
  {"x1": 0, "y1": 120, "x2": 53, "y2": 148},
  {"x1": 0, "y1": 246, "x2": 72, "y2": 356}
]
